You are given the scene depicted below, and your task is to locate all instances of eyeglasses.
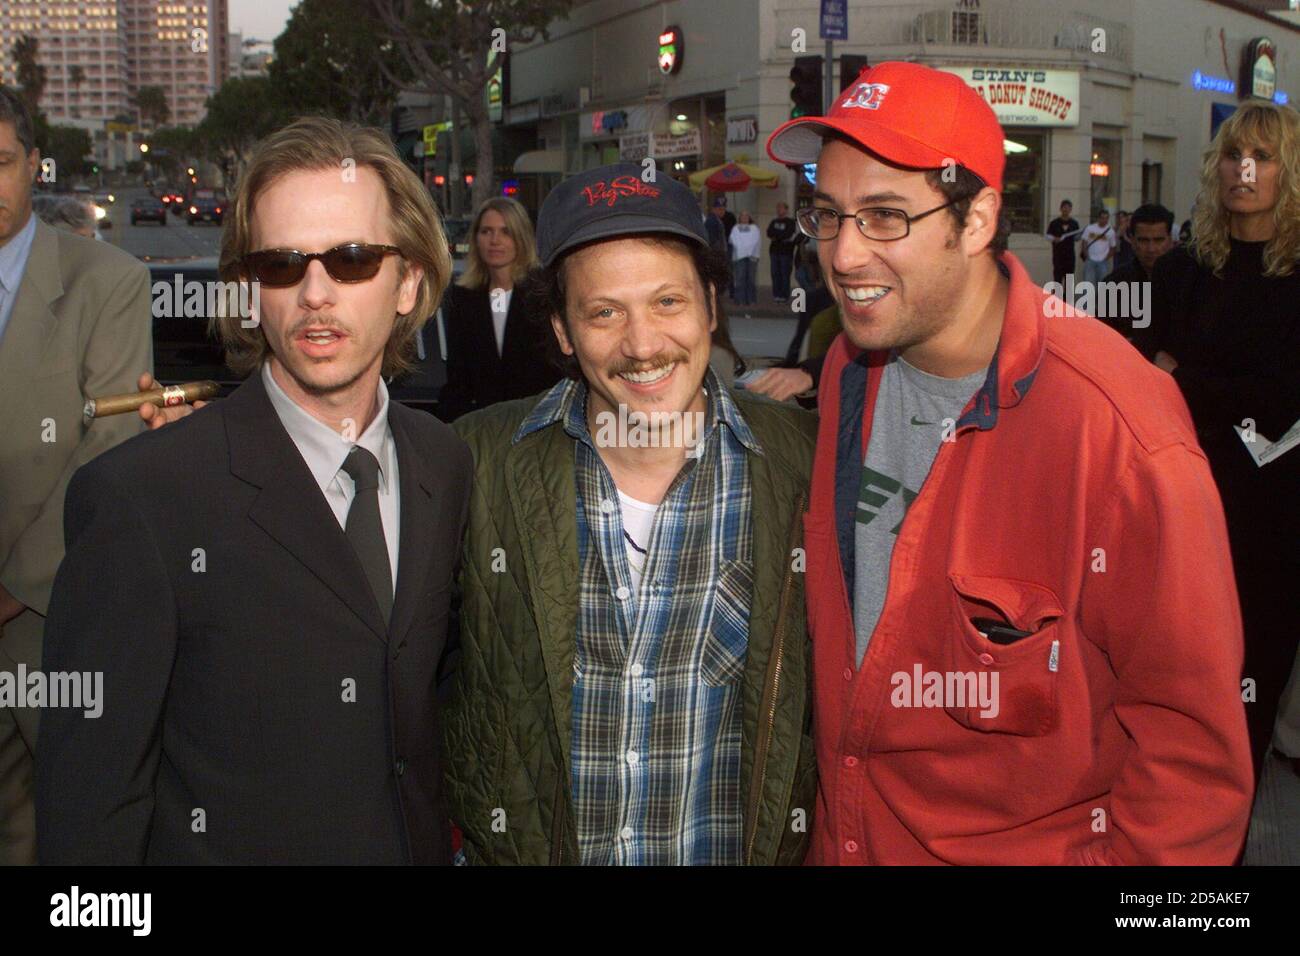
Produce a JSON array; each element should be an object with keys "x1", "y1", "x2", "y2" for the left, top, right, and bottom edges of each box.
[
  {"x1": 796, "y1": 199, "x2": 959, "y2": 242},
  {"x1": 240, "y1": 243, "x2": 403, "y2": 287}
]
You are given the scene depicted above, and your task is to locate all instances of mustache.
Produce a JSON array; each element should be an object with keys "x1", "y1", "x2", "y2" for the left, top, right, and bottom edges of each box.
[
  {"x1": 286, "y1": 316, "x2": 351, "y2": 337},
  {"x1": 609, "y1": 352, "x2": 690, "y2": 377}
]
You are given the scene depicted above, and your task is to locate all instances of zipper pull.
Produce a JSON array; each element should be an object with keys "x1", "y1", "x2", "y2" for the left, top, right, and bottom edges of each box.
[{"x1": 1048, "y1": 639, "x2": 1060, "y2": 673}]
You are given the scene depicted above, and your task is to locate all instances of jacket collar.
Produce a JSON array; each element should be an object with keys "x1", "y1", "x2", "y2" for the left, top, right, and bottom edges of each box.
[
  {"x1": 224, "y1": 372, "x2": 391, "y2": 643},
  {"x1": 840, "y1": 251, "x2": 1047, "y2": 432},
  {"x1": 513, "y1": 365, "x2": 764, "y2": 455}
]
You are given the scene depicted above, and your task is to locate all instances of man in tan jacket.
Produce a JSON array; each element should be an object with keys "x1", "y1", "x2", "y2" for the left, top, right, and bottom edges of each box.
[{"x1": 0, "y1": 87, "x2": 151, "y2": 864}]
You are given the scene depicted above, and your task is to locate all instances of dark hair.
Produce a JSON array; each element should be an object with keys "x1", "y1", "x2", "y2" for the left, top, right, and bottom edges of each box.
[
  {"x1": 1060, "y1": 199, "x2": 1073, "y2": 208},
  {"x1": 1129, "y1": 203, "x2": 1174, "y2": 236},
  {"x1": 922, "y1": 165, "x2": 1010, "y2": 255},
  {"x1": 520, "y1": 234, "x2": 733, "y2": 380},
  {"x1": 0, "y1": 87, "x2": 36, "y2": 154}
]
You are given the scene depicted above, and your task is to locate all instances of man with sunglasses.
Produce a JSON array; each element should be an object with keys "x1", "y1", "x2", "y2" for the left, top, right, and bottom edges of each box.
[
  {"x1": 35, "y1": 117, "x2": 472, "y2": 864},
  {"x1": 766, "y1": 62, "x2": 1252, "y2": 864}
]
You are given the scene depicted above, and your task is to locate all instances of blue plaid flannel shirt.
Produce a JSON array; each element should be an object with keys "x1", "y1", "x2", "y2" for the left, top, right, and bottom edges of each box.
[{"x1": 513, "y1": 367, "x2": 760, "y2": 865}]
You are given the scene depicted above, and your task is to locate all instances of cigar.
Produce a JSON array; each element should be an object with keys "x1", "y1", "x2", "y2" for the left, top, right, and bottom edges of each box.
[{"x1": 84, "y1": 381, "x2": 221, "y2": 419}]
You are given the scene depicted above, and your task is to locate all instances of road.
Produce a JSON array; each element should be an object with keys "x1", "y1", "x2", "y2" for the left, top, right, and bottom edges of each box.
[
  {"x1": 104, "y1": 184, "x2": 797, "y2": 361},
  {"x1": 104, "y1": 186, "x2": 223, "y2": 261}
]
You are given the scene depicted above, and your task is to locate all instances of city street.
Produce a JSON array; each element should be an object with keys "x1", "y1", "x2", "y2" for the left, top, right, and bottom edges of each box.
[{"x1": 104, "y1": 185, "x2": 223, "y2": 261}]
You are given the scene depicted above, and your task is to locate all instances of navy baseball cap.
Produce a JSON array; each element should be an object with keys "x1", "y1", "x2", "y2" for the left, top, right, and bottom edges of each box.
[{"x1": 536, "y1": 162, "x2": 709, "y2": 268}]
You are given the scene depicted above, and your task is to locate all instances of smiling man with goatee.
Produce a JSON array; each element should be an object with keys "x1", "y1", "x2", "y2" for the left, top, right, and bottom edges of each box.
[
  {"x1": 35, "y1": 117, "x2": 472, "y2": 864},
  {"x1": 443, "y1": 164, "x2": 818, "y2": 865}
]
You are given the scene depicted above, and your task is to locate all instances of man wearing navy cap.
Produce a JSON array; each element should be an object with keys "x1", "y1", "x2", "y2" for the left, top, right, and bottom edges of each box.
[
  {"x1": 443, "y1": 163, "x2": 819, "y2": 865},
  {"x1": 767, "y1": 61, "x2": 1251, "y2": 864}
]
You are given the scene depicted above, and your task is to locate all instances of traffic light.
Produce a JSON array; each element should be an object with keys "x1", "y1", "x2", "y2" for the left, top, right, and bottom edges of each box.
[
  {"x1": 840, "y1": 55, "x2": 869, "y2": 95},
  {"x1": 790, "y1": 56, "x2": 824, "y2": 119}
]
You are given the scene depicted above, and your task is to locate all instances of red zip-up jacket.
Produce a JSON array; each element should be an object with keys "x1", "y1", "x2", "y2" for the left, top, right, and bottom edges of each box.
[{"x1": 804, "y1": 252, "x2": 1253, "y2": 865}]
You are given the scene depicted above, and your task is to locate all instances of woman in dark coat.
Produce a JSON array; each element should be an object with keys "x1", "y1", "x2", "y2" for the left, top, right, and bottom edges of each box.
[
  {"x1": 437, "y1": 197, "x2": 558, "y2": 421},
  {"x1": 1151, "y1": 100, "x2": 1300, "y2": 787}
]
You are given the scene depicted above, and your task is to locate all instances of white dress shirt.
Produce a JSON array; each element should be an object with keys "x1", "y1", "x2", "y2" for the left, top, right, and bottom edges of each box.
[
  {"x1": 490, "y1": 286, "x2": 512, "y2": 356},
  {"x1": 261, "y1": 362, "x2": 401, "y2": 592}
]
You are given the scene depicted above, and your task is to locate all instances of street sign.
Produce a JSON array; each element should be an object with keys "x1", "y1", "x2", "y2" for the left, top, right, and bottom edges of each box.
[{"x1": 820, "y1": 0, "x2": 848, "y2": 41}]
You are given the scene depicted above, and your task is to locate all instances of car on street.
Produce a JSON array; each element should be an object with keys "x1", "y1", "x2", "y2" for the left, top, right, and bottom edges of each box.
[
  {"x1": 130, "y1": 196, "x2": 168, "y2": 226},
  {"x1": 186, "y1": 189, "x2": 224, "y2": 225}
]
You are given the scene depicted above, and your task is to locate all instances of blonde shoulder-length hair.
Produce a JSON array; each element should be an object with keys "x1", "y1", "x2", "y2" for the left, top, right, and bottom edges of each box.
[
  {"x1": 1191, "y1": 99, "x2": 1300, "y2": 278},
  {"x1": 456, "y1": 196, "x2": 538, "y2": 290},
  {"x1": 216, "y1": 115, "x2": 452, "y2": 377}
]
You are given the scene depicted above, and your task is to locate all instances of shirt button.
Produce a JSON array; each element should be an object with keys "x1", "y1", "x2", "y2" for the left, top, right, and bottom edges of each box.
[
  {"x1": 626, "y1": 750, "x2": 639, "y2": 766},
  {"x1": 843, "y1": 667, "x2": 853, "y2": 682},
  {"x1": 620, "y1": 826, "x2": 634, "y2": 840},
  {"x1": 600, "y1": 498, "x2": 616, "y2": 514},
  {"x1": 615, "y1": 585, "x2": 631, "y2": 601},
  {"x1": 844, "y1": 839, "x2": 859, "y2": 854},
  {"x1": 843, "y1": 756, "x2": 858, "y2": 768},
  {"x1": 630, "y1": 662, "x2": 644, "y2": 677},
  {"x1": 978, "y1": 653, "x2": 995, "y2": 666}
]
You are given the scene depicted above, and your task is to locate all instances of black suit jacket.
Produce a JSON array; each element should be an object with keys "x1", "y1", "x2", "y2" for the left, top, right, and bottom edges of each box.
[
  {"x1": 35, "y1": 372, "x2": 472, "y2": 864},
  {"x1": 436, "y1": 283, "x2": 560, "y2": 421}
]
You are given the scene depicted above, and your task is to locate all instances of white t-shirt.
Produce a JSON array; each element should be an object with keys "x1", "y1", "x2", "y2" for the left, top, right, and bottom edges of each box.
[
  {"x1": 1080, "y1": 223, "x2": 1116, "y2": 262},
  {"x1": 490, "y1": 287, "x2": 512, "y2": 356},
  {"x1": 618, "y1": 490, "x2": 659, "y2": 596}
]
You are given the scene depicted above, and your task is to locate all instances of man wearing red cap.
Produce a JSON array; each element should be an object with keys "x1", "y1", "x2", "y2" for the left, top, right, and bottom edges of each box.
[{"x1": 767, "y1": 61, "x2": 1252, "y2": 865}]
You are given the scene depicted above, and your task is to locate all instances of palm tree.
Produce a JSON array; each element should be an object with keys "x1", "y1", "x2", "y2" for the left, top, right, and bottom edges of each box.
[{"x1": 130, "y1": 86, "x2": 170, "y2": 131}]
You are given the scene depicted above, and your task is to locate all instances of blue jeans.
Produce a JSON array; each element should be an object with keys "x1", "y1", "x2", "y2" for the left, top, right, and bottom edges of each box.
[
  {"x1": 770, "y1": 251, "x2": 793, "y2": 299},
  {"x1": 733, "y1": 257, "x2": 757, "y2": 305},
  {"x1": 1083, "y1": 258, "x2": 1109, "y2": 285}
]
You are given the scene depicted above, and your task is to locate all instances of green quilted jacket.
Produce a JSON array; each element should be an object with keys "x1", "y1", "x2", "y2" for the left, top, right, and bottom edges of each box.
[{"x1": 446, "y1": 387, "x2": 818, "y2": 865}]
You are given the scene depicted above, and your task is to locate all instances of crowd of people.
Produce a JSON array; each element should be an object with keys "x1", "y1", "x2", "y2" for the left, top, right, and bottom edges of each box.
[{"x1": 0, "y1": 61, "x2": 1296, "y2": 867}]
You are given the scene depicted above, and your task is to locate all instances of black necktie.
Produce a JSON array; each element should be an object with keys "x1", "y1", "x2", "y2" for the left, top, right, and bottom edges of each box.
[{"x1": 340, "y1": 446, "x2": 393, "y2": 625}]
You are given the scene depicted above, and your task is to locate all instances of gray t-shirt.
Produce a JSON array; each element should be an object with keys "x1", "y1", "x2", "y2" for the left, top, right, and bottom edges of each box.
[{"x1": 854, "y1": 352, "x2": 987, "y2": 666}]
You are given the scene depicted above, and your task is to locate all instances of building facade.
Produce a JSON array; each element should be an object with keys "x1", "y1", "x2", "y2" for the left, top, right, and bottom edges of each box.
[
  {"x1": 0, "y1": 0, "x2": 229, "y2": 128},
  {"x1": 503, "y1": 0, "x2": 1298, "y2": 285}
]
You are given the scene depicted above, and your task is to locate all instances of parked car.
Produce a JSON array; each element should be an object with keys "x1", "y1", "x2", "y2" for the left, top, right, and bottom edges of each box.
[
  {"x1": 130, "y1": 197, "x2": 168, "y2": 226},
  {"x1": 146, "y1": 256, "x2": 445, "y2": 412}
]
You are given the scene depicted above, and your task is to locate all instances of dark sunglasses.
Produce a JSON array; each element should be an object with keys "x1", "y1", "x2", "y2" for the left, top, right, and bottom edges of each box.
[{"x1": 240, "y1": 243, "x2": 403, "y2": 287}]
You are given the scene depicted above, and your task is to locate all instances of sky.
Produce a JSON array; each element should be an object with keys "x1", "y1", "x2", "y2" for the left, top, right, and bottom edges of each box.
[{"x1": 228, "y1": 0, "x2": 296, "y2": 43}]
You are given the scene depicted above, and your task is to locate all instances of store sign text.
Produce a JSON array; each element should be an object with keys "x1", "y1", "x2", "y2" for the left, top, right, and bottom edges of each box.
[{"x1": 940, "y1": 67, "x2": 1078, "y2": 126}]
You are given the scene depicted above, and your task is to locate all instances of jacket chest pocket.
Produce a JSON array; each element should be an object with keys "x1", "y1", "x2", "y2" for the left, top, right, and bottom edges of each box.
[
  {"x1": 701, "y1": 559, "x2": 753, "y2": 686},
  {"x1": 944, "y1": 572, "x2": 1064, "y2": 737}
]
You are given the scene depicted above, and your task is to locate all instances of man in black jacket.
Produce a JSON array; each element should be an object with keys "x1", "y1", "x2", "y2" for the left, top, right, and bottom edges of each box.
[
  {"x1": 766, "y1": 201, "x2": 798, "y2": 301},
  {"x1": 35, "y1": 117, "x2": 472, "y2": 864},
  {"x1": 1102, "y1": 203, "x2": 1174, "y2": 359}
]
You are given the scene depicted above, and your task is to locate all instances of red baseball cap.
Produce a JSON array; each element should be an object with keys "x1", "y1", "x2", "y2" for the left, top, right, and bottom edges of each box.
[{"x1": 767, "y1": 61, "x2": 1005, "y2": 193}]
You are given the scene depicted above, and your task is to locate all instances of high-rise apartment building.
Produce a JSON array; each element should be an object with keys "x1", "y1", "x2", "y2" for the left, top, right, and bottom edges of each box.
[{"x1": 0, "y1": 0, "x2": 228, "y2": 127}]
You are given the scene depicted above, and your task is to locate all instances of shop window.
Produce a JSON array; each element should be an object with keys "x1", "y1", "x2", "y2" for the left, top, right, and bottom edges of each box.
[
  {"x1": 1001, "y1": 131, "x2": 1044, "y2": 234},
  {"x1": 1141, "y1": 161, "x2": 1162, "y2": 205},
  {"x1": 1090, "y1": 137, "x2": 1122, "y2": 219}
]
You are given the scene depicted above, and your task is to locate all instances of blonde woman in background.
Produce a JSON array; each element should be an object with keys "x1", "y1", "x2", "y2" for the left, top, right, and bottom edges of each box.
[
  {"x1": 437, "y1": 196, "x2": 558, "y2": 420},
  {"x1": 1150, "y1": 99, "x2": 1300, "y2": 788}
]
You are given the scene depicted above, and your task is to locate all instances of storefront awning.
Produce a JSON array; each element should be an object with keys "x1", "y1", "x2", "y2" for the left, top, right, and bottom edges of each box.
[{"x1": 513, "y1": 149, "x2": 565, "y2": 174}]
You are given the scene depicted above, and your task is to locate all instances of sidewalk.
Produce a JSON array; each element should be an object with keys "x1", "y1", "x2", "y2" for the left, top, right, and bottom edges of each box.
[{"x1": 723, "y1": 285, "x2": 808, "y2": 321}]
